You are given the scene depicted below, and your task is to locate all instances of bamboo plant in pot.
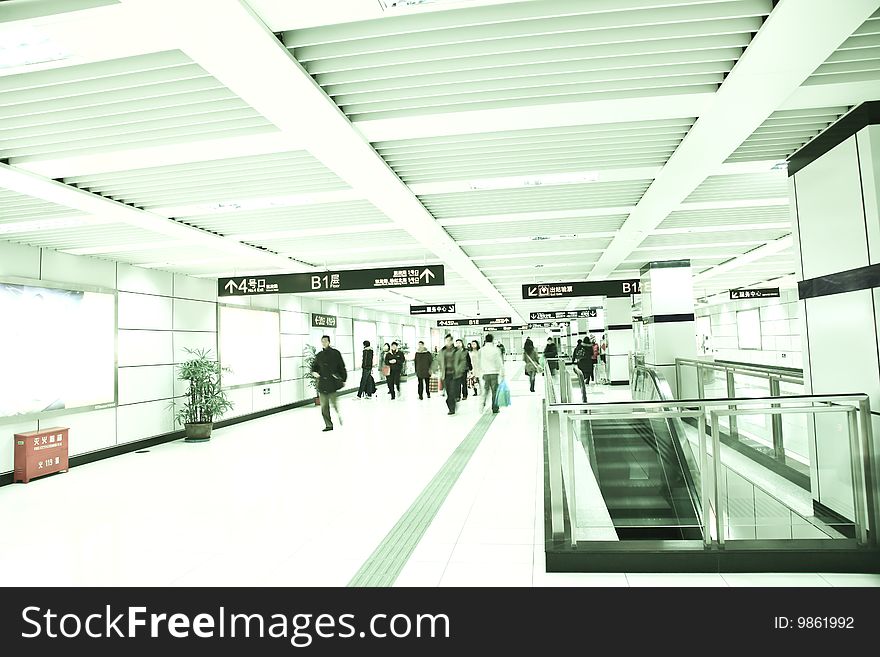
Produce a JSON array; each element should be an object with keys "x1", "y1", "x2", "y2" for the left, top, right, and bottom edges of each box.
[
  {"x1": 302, "y1": 344, "x2": 320, "y2": 404},
  {"x1": 174, "y1": 348, "x2": 234, "y2": 442}
]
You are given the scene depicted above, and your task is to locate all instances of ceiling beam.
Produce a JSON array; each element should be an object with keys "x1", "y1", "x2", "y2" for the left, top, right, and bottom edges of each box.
[
  {"x1": 585, "y1": 0, "x2": 879, "y2": 282},
  {"x1": 124, "y1": 0, "x2": 523, "y2": 323},
  {"x1": 0, "y1": 162, "x2": 313, "y2": 271}
]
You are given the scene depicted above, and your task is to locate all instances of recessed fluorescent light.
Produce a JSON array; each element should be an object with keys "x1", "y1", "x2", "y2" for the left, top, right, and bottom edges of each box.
[
  {"x1": 467, "y1": 171, "x2": 600, "y2": 191},
  {"x1": 0, "y1": 216, "x2": 112, "y2": 235},
  {"x1": 0, "y1": 25, "x2": 70, "y2": 70}
]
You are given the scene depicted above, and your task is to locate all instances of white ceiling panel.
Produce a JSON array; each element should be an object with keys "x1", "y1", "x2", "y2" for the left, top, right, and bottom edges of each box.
[
  {"x1": 371, "y1": 117, "x2": 695, "y2": 183},
  {"x1": 420, "y1": 179, "x2": 652, "y2": 218},
  {"x1": 64, "y1": 150, "x2": 348, "y2": 209},
  {"x1": 284, "y1": 0, "x2": 770, "y2": 121},
  {"x1": 0, "y1": 51, "x2": 278, "y2": 163}
]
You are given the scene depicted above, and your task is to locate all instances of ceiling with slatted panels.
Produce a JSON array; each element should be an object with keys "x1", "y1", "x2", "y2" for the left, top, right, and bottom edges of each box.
[{"x1": 1, "y1": 0, "x2": 879, "y2": 322}]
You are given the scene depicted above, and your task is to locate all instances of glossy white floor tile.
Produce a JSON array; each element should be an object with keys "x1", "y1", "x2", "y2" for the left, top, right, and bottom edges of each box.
[
  {"x1": 1, "y1": 366, "x2": 874, "y2": 588},
  {"x1": 722, "y1": 573, "x2": 832, "y2": 587},
  {"x1": 626, "y1": 573, "x2": 729, "y2": 587},
  {"x1": 818, "y1": 573, "x2": 880, "y2": 587},
  {"x1": 534, "y1": 573, "x2": 629, "y2": 587}
]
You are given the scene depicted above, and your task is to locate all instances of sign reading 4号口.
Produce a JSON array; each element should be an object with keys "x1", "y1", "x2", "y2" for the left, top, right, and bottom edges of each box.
[{"x1": 218, "y1": 265, "x2": 445, "y2": 297}]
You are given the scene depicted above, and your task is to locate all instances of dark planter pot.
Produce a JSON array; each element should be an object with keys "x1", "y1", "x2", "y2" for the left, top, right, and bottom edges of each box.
[
  {"x1": 313, "y1": 397, "x2": 320, "y2": 405},
  {"x1": 184, "y1": 422, "x2": 213, "y2": 442}
]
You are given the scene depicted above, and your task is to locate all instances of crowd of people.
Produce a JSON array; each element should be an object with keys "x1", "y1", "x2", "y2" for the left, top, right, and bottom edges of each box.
[{"x1": 310, "y1": 332, "x2": 606, "y2": 431}]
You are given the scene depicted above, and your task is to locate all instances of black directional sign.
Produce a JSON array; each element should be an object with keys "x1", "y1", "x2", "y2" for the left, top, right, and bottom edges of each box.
[
  {"x1": 410, "y1": 304, "x2": 455, "y2": 315},
  {"x1": 730, "y1": 288, "x2": 780, "y2": 300},
  {"x1": 311, "y1": 313, "x2": 337, "y2": 328},
  {"x1": 218, "y1": 265, "x2": 445, "y2": 297},
  {"x1": 437, "y1": 317, "x2": 512, "y2": 327},
  {"x1": 482, "y1": 323, "x2": 568, "y2": 331},
  {"x1": 529, "y1": 309, "x2": 597, "y2": 321},
  {"x1": 522, "y1": 279, "x2": 640, "y2": 299}
]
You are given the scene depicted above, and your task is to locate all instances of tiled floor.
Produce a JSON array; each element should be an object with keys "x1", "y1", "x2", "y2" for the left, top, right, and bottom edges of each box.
[{"x1": 1, "y1": 367, "x2": 877, "y2": 587}]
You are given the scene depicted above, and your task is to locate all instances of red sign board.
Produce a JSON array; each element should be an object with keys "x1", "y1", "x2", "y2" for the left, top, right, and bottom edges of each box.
[{"x1": 13, "y1": 427, "x2": 69, "y2": 483}]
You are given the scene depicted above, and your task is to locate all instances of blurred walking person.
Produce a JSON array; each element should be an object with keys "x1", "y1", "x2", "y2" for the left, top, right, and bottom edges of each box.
[
  {"x1": 458, "y1": 338, "x2": 471, "y2": 400},
  {"x1": 311, "y1": 335, "x2": 347, "y2": 432},
  {"x1": 438, "y1": 334, "x2": 466, "y2": 415},
  {"x1": 543, "y1": 337, "x2": 559, "y2": 375},
  {"x1": 385, "y1": 341, "x2": 404, "y2": 399},
  {"x1": 357, "y1": 340, "x2": 375, "y2": 398},
  {"x1": 480, "y1": 333, "x2": 505, "y2": 414},
  {"x1": 414, "y1": 340, "x2": 433, "y2": 400},
  {"x1": 523, "y1": 338, "x2": 541, "y2": 392}
]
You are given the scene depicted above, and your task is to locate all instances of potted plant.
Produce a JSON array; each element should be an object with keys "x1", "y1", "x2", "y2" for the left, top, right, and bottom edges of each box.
[
  {"x1": 302, "y1": 344, "x2": 320, "y2": 404},
  {"x1": 174, "y1": 348, "x2": 234, "y2": 442}
]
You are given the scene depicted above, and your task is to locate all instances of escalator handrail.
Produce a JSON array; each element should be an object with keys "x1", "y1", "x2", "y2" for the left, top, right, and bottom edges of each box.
[{"x1": 633, "y1": 364, "x2": 705, "y2": 534}]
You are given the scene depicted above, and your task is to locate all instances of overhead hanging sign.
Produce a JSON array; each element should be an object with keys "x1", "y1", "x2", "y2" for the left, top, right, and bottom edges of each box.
[
  {"x1": 730, "y1": 288, "x2": 780, "y2": 300},
  {"x1": 482, "y1": 323, "x2": 571, "y2": 331},
  {"x1": 529, "y1": 309, "x2": 597, "y2": 321},
  {"x1": 311, "y1": 313, "x2": 337, "y2": 328},
  {"x1": 410, "y1": 304, "x2": 455, "y2": 315},
  {"x1": 437, "y1": 317, "x2": 512, "y2": 327},
  {"x1": 522, "y1": 280, "x2": 640, "y2": 299},
  {"x1": 218, "y1": 265, "x2": 445, "y2": 297}
]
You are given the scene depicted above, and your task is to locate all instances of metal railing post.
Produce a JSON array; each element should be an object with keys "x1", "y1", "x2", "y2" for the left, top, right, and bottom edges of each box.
[
  {"x1": 847, "y1": 408, "x2": 869, "y2": 546},
  {"x1": 698, "y1": 413, "x2": 712, "y2": 548},
  {"x1": 726, "y1": 369, "x2": 738, "y2": 442},
  {"x1": 711, "y1": 411, "x2": 726, "y2": 548},
  {"x1": 567, "y1": 414, "x2": 577, "y2": 547},
  {"x1": 547, "y1": 408, "x2": 564, "y2": 539},
  {"x1": 770, "y1": 376, "x2": 784, "y2": 463},
  {"x1": 858, "y1": 398, "x2": 879, "y2": 546}
]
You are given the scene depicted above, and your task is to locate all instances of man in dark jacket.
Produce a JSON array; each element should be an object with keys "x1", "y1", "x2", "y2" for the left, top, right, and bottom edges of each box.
[
  {"x1": 414, "y1": 340, "x2": 433, "y2": 400},
  {"x1": 311, "y1": 335, "x2": 347, "y2": 432},
  {"x1": 357, "y1": 340, "x2": 375, "y2": 398},
  {"x1": 543, "y1": 337, "x2": 559, "y2": 374},
  {"x1": 384, "y1": 341, "x2": 404, "y2": 400},
  {"x1": 438, "y1": 334, "x2": 467, "y2": 415}
]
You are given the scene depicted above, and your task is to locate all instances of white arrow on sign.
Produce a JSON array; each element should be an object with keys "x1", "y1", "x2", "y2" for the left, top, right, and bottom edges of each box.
[
  {"x1": 527, "y1": 287, "x2": 537, "y2": 297},
  {"x1": 224, "y1": 280, "x2": 237, "y2": 293},
  {"x1": 419, "y1": 268, "x2": 435, "y2": 283}
]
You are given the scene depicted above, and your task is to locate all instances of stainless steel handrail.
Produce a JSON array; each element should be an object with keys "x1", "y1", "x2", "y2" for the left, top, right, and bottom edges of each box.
[
  {"x1": 544, "y1": 388, "x2": 878, "y2": 549},
  {"x1": 675, "y1": 356, "x2": 804, "y2": 386}
]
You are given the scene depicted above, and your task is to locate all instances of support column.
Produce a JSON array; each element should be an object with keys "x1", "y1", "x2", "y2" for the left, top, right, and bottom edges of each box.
[
  {"x1": 639, "y1": 260, "x2": 697, "y2": 396},
  {"x1": 789, "y1": 101, "x2": 880, "y2": 528},
  {"x1": 605, "y1": 297, "x2": 634, "y2": 386},
  {"x1": 588, "y1": 307, "x2": 605, "y2": 337}
]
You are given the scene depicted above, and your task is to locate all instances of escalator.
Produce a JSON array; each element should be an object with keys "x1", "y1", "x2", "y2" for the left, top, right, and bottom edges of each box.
[{"x1": 584, "y1": 416, "x2": 703, "y2": 540}]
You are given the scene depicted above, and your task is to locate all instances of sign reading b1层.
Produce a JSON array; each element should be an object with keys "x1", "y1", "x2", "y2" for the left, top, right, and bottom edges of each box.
[
  {"x1": 522, "y1": 279, "x2": 640, "y2": 299},
  {"x1": 218, "y1": 265, "x2": 445, "y2": 297},
  {"x1": 311, "y1": 313, "x2": 337, "y2": 328},
  {"x1": 410, "y1": 304, "x2": 455, "y2": 315},
  {"x1": 437, "y1": 317, "x2": 512, "y2": 327},
  {"x1": 730, "y1": 288, "x2": 780, "y2": 300}
]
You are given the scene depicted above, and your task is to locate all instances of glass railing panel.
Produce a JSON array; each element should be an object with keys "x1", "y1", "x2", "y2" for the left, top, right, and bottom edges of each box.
[
  {"x1": 704, "y1": 402, "x2": 860, "y2": 544},
  {"x1": 779, "y1": 380, "x2": 809, "y2": 465}
]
